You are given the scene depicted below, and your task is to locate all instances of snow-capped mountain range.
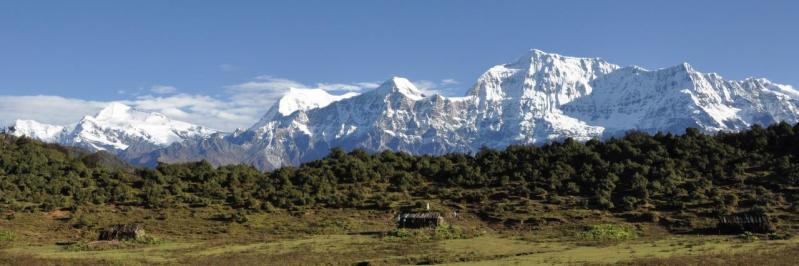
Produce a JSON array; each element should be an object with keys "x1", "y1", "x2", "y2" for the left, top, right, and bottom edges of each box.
[
  {"x1": 10, "y1": 49, "x2": 799, "y2": 170},
  {"x1": 9, "y1": 102, "x2": 218, "y2": 158}
]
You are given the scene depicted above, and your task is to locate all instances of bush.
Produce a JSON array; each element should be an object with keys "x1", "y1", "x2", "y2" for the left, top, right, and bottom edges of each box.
[
  {"x1": 739, "y1": 231, "x2": 760, "y2": 241},
  {"x1": 72, "y1": 213, "x2": 97, "y2": 229},
  {"x1": 386, "y1": 228, "x2": 412, "y2": 239},
  {"x1": 641, "y1": 211, "x2": 660, "y2": 223},
  {"x1": 64, "y1": 235, "x2": 162, "y2": 252},
  {"x1": 432, "y1": 224, "x2": 468, "y2": 240},
  {"x1": 576, "y1": 224, "x2": 637, "y2": 241},
  {"x1": 766, "y1": 233, "x2": 792, "y2": 240},
  {"x1": 384, "y1": 225, "x2": 469, "y2": 241},
  {"x1": 232, "y1": 211, "x2": 248, "y2": 224},
  {"x1": 133, "y1": 234, "x2": 162, "y2": 245},
  {"x1": 0, "y1": 230, "x2": 14, "y2": 247}
]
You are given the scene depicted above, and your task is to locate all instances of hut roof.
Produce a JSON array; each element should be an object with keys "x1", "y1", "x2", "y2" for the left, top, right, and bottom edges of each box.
[
  {"x1": 718, "y1": 214, "x2": 770, "y2": 224},
  {"x1": 105, "y1": 224, "x2": 143, "y2": 231},
  {"x1": 98, "y1": 224, "x2": 145, "y2": 241},
  {"x1": 399, "y1": 212, "x2": 442, "y2": 219}
]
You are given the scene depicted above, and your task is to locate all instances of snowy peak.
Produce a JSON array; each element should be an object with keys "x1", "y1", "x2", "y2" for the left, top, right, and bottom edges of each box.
[
  {"x1": 511, "y1": 49, "x2": 618, "y2": 73},
  {"x1": 9, "y1": 119, "x2": 69, "y2": 143},
  {"x1": 369, "y1": 76, "x2": 425, "y2": 100},
  {"x1": 9, "y1": 102, "x2": 217, "y2": 154},
  {"x1": 276, "y1": 88, "x2": 358, "y2": 116},
  {"x1": 467, "y1": 49, "x2": 619, "y2": 105},
  {"x1": 562, "y1": 60, "x2": 799, "y2": 134},
  {"x1": 514, "y1": 48, "x2": 605, "y2": 66},
  {"x1": 88, "y1": 102, "x2": 172, "y2": 126},
  {"x1": 94, "y1": 102, "x2": 133, "y2": 120},
  {"x1": 250, "y1": 87, "x2": 359, "y2": 130},
  {"x1": 68, "y1": 103, "x2": 217, "y2": 151},
  {"x1": 740, "y1": 77, "x2": 799, "y2": 98}
]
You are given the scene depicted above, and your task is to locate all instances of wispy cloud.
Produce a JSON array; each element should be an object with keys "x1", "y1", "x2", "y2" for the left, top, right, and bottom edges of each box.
[
  {"x1": 412, "y1": 78, "x2": 461, "y2": 96},
  {"x1": 0, "y1": 76, "x2": 461, "y2": 131},
  {"x1": 232, "y1": 75, "x2": 378, "y2": 93},
  {"x1": 125, "y1": 94, "x2": 254, "y2": 130},
  {"x1": 0, "y1": 76, "x2": 384, "y2": 131},
  {"x1": 0, "y1": 95, "x2": 108, "y2": 126},
  {"x1": 441, "y1": 78, "x2": 459, "y2": 86},
  {"x1": 314, "y1": 82, "x2": 379, "y2": 93},
  {"x1": 221, "y1": 76, "x2": 382, "y2": 125}
]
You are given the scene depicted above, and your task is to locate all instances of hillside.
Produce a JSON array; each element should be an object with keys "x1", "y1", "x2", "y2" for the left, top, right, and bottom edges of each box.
[
  {"x1": 2, "y1": 123, "x2": 799, "y2": 264},
  {"x1": 4, "y1": 122, "x2": 799, "y2": 225}
]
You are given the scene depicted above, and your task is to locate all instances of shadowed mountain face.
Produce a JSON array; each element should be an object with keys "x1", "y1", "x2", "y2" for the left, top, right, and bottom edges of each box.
[{"x1": 12, "y1": 50, "x2": 799, "y2": 170}]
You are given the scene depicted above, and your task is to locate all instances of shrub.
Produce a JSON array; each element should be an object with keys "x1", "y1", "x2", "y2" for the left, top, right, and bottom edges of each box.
[
  {"x1": 576, "y1": 224, "x2": 637, "y2": 241},
  {"x1": 133, "y1": 234, "x2": 162, "y2": 245},
  {"x1": 767, "y1": 233, "x2": 792, "y2": 240},
  {"x1": 621, "y1": 196, "x2": 640, "y2": 211},
  {"x1": 384, "y1": 225, "x2": 469, "y2": 241},
  {"x1": 0, "y1": 230, "x2": 14, "y2": 247},
  {"x1": 432, "y1": 224, "x2": 468, "y2": 240},
  {"x1": 72, "y1": 213, "x2": 97, "y2": 229},
  {"x1": 386, "y1": 228, "x2": 412, "y2": 239},
  {"x1": 641, "y1": 211, "x2": 660, "y2": 223},
  {"x1": 739, "y1": 231, "x2": 760, "y2": 241},
  {"x1": 232, "y1": 211, "x2": 248, "y2": 224}
]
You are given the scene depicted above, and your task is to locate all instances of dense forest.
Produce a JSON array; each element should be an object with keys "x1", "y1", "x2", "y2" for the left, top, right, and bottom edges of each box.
[{"x1": 2, "y1": 123, "x2": 799, "y2": 230}]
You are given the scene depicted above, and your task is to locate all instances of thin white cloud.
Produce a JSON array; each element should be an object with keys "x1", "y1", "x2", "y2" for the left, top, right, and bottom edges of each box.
[
  {"x1": 219, "y1": 76, "x2": 382, "y2": 126},
  {"x1": 355, "y1": 82, "x2": 381, "y2": 89},
  {"x1": 229, "y1": 75, "x2": 379, "y2": 94},
  {"x1": 125, "y1": 94, "x2": 255, "y2": 130},
  {"x1": 230, "y1": 76, "x2": 306, "y2": 92},
  {"x1": 410, "y1": 78, "x2": 463, "y2": 96},
  {"x1": 314, "y1": 82, "x2": 379, "y2": 93},
  {"x1": 441, "y1": 78, "x2": 459, "y2": 85},
  {"x1": 150, "y1": 85, "x2": 178, "y2": 94},
  {"x1": 0, "y1": 76, "x2": 460, "y2": 131},
  {"x1": 0, "y1": 95, "x2": 107, "y2": 126},
  {"x1": 412, "y1": 80, "x2": 441, "y2": 95}
]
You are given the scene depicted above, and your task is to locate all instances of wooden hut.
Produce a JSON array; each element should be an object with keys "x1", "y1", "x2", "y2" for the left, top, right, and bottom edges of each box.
[
  {"x1": 397, "y1": 212, "x2": 444, "y2": 228},
  {"x1": 98, "y1": 224, "x2": 145, "y2": 241},
  {"x1": 717, "y1": 214, "x2": 774, "y2": 234}
]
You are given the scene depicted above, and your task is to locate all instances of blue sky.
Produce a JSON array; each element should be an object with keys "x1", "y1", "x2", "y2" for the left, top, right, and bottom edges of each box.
[{"x1": 1, "y1": 1, "x2": 797, "y2": 130}]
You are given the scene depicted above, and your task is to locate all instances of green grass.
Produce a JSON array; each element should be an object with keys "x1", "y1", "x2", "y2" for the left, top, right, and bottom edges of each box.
[
  {"x1": 1, "y1": 205, "x2": 798, "y2": 265},
  {"x1": 0, "y1": 231, "x2": 13, "y2": 242},
  {"x1": 576, "y1": 224, "x2": 638, "y2": 241},
  {"x1": 443, "y1": 235, "x2": 799, "y2": 265},
  {"x1": 2, "y1": 231, "x2": 798, "y2": 265},
  {"x1": 385, "y1": 225, "x2": 472, "y2": 241},
  {"x1": 0, "y1": 231, "x2": 13, "y2": 249}
]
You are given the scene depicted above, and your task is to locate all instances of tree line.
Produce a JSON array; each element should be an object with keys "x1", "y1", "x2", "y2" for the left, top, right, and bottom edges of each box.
[{"x1": 1, "y1": 122, "x2": 799, "y2": 218}]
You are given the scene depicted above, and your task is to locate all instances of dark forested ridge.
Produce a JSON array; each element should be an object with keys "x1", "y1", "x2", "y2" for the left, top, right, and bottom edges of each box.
[{"x1": 3, "y1": 122, "x2": 799, "y2": 232}]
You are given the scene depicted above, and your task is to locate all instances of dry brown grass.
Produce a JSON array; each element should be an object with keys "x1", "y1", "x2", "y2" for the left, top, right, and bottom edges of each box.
[
  {"x1": 2, "y1": 205, "x2": 799, "y2": 265},
  {"x1": 616, "y1": 244, "x2": 799, "y2": 266}
]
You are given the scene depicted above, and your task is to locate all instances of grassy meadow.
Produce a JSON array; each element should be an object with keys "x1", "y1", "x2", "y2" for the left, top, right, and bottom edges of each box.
[{"x1": 1, "y1": 205, "x2": 798, "y2": 265}]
